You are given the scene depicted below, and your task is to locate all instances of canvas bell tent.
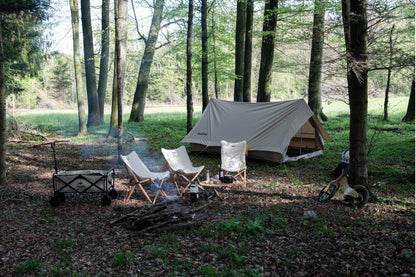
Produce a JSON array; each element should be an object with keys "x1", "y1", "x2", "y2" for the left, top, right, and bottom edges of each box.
[{"x1": 181, "y1": 98, "x2": 332, "y2": 163}]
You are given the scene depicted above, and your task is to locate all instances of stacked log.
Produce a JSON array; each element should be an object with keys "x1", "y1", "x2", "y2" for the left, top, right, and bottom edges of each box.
[{"x1": 111, "y1": 200, "x2": 209, "y2": 235}]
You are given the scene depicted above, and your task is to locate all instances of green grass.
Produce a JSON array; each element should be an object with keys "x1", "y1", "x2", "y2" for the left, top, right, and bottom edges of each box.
[
  {"x1": 112, "y1": 251, "x2": 134, "y2": 267},
  {"x1": 12, "y1": 96, "x2": 415, "y2": 193},
  {"x1": 15, "y1": 258, "x2": 44, "y2": 275},
  {"x1": 52, "y1": 239, "x2": 76, "y2": 251},
  {"x1": 203, "y1": 216, "x2": 266, "y2": 236}
]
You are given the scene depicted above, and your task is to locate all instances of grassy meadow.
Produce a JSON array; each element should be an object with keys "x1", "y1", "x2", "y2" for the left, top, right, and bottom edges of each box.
[{"x1": 13, "y1": 96, "x2": 414, "y2": 193}]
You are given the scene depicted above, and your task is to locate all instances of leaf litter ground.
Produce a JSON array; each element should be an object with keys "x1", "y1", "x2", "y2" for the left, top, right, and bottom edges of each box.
[{"x1": 1, "y1": 141, "x2": 414, "y2": 276}]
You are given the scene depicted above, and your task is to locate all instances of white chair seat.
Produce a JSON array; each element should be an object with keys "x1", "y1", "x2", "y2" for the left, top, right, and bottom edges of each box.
[
  {"x1": 221, "y1": 140, "x2": 247, "y2": 188},
  {"x1": 162, "y1": 146, "x2": 204, "y2": 195},
  {"x1": 121, "y1": 151, "x2": 171, "y2": 203}
]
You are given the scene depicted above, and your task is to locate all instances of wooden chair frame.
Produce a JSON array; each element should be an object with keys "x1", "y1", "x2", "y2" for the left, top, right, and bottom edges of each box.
[
  {"x1": 121, "y1": 151, "x2": 172, "y2": 204},
  {"x1": 162, "y1": 146, "x2": 205, "y2": 196},
  {"x1": 123, "y1": 165, "x2": 168, "y2": 204}
]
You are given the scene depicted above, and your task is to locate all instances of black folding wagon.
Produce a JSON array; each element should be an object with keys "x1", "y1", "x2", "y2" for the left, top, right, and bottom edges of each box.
[{"x1": 50, "y1": 142, "x2": 118, "y2": 207}]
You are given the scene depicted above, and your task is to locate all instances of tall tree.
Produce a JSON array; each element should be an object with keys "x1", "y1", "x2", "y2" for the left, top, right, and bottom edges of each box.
[
  {"x1": 382, "y1": 25, "x2": 394, "y2": 121},
  {"x1": 307, "y1": 0, "x2": 327, "y2": 121},
  {"x1": 115, "y1": 0, "x2": 128, "y2": 158},
  {"x1": 0, "y1": 0, "x2": 49, "y2": 187},
  {"x1": 129, "y1": 0, "x2": 165, "y2": 122},
  {"x1": 69, "y1": 0, "x2": 87, "y2": 136},
  {"x1": 186, "y1": 0, "x2": 194, "y2": 133},
  {"x1": 201, "y1": 0, "x2": 209, "y2": 110},
  {"x1": 2, "y1": 4, "x2": 47, "y2": 94},
  {"x1": 257, "y1": 0, "x2": 278, "y2": 102},
  {"x1": 402, "y1": 78, "x2": 415, "y2": 123},
  {"x1": 211, "y1": 11, "x2": 219, "y2": 99},
  {"x1": 108, "y1": 54, "x2": 119, "y2": 137},
  {"x1": 0, "y1": 21, "x2": 6, "y2": 188},
  {"x1": 242, "y1": 0, "x2": 253, "y2": 102},
  {"x1": 342, "y1": 0, "x2": 369, "y2": 187},
  {"x1": 234, "y1": 0, "x2": 246, "y2": 102},
  {"x1": 98, "y1": 0, "x2": 110, "y2": 124},
  {"x1": 81, "y1": 0, "x2": 100, "y2": 127}
]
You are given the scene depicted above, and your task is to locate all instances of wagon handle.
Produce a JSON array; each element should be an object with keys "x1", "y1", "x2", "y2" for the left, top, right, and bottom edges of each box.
[{"x1": 51, "y1": 142, "x2": 58, "y2": 173}]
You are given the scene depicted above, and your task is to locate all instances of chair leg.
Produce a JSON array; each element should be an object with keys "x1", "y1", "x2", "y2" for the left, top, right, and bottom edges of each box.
[
  {"x1": 137, "y1": 183, "x2": 153, "y2": 203},
  {"x1": 243, "y1": 169, "x2": 246, "y2": 188},
  {"x1": 152, "y1": 190, "x2": 160, "y2": 204},
  {"x1": 159, "y1": 178, "x2": 167, "y2": 198},
  {"x1": 174, "y1": 180, "x2": 182, "y2": 196},
  {"x1": 190, "y1": 168, "x2": 205, "y2": 191},
  {"x1": 179, "y1": 175, "x2": 192, "y2": 196},
  {"x1": 152, "y1": 178, "x2": 171, "y2": 203},
  {"x1": 124, "y1": 185, "x2": 136, "y2": 202},
  {"x1": 169, "y1": 174, "x2": 181, "y2": 196},
  {"x1": 229, "y1": 170, "x2": 247, "y2": 189}
]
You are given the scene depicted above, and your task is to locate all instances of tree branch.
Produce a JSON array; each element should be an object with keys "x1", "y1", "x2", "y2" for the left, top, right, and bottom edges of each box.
[
  {"x1": 160, "y1": 18, "x2": 185, "y2": 29},
  {"x1": 131, "y1": 0, "x2": 146, "y2": 42},
  {"x1": 155, "y1": 41, "x2": 171, "y2": 50}
]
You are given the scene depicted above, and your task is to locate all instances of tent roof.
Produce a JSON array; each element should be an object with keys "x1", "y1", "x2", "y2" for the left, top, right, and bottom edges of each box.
[{"x1": 181, "y1": 98, "x2": 332, "y2": 159}]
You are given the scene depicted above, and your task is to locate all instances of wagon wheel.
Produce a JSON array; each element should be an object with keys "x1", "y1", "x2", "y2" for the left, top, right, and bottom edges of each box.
[
  {"x1": 108, "y1": 189, "x2": 118, "y2": 200},
  {"x1": 101, "y1": 195, "x2": 112, "y2": 206},
  {"x1": 57, "y1": 192, "x2": 66, "y2": 203},
  {"x1": 49, "y1": 196, "x2": 60, "y2": 207}
]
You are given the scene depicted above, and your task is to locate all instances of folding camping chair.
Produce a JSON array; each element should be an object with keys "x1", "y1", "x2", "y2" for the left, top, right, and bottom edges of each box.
[
  {"x1": 120, "y1": 151, "x2": 171, "y2": 203},
  {"x1": 161, "y1": 146, "x2": 204, "y2": 196},
  {"x1": 221, "y1": 140, "x2": 247, "y2": 188}
]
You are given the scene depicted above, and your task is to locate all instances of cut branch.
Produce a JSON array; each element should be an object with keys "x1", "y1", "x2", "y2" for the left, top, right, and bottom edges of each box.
[{"x1": 112, "y1": 200, "x2": 211, "y2": 235}]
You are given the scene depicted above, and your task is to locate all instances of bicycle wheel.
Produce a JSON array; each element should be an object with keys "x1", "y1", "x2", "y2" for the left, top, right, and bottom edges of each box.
[
  {"x1": 347, "y1": 187, "x2": 369, "y2": 208},
  {"x1": 318, "y1": 183, "x2": 338, "y2": 202}
]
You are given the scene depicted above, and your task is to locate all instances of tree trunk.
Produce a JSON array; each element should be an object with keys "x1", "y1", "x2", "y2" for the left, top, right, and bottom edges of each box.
[
  {"x1": 108, "y1": 54, "x2": 118, "y2": 137},
  {"x1": 383, "y1": 25, "x2": 394, "y2": 121},
  {"x1": 115, "y1": 0, "x2": 128, "y2": 160},
  {"x1": 201, "y1": 0, "x2": 209, "y2": 111},
  {"x1": 402, "y1": 78, "x2": 415, "y2": 123},
  {"x1": 211, "y1": 12, "x2": 219, "y2": 99},
  {"x1": 69, "y1": 0, "x2": 87, "y2": 136},
  {"x1": 98, "y1": 0, "x2": 110, "y2": 124},
  {"x1": 186, "y1": 0, "x2": 194, "y2": 133},
  {"x1": 129, "y1": 0, "x2": 165, "y2": 122},
  {"x1": 0, "y1": 22, "x2": 7, "y2": 187},
  {"x1": 257, "y1": 0, "x2": 278, "y2": 102},
  {"x1": 342, "y1": 0, "x2": 369, "y2": 187},
  {"x1": 243, "y1": 0, "x2": 253, "y2": 102},
  {"x1": 81, "y1": 0, "x2": 100, "y2": 127},
  {"x1": 383, "y1": 68, "x2": 391, "y2": 121},
  {"x1": 234, "y1": 0, "x2": 246, "y2": 102},
  {"x1": 307, "y1": 0, "x2": 327, "y2": 121}
]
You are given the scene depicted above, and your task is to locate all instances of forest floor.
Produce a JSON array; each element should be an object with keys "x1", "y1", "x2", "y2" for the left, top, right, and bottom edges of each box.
[{"x1": 1, "y1": 141, "x2": 414, "y2": 276}]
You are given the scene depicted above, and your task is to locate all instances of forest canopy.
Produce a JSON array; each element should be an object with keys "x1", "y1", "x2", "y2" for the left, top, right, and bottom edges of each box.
[{"x1": 3, "y1": 0, "x2": 414, "y2": 109}]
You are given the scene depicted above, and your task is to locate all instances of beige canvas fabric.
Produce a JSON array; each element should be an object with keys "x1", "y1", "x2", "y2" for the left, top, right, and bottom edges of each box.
[
  {"x1": 221, "y1": 140, "x2": 247, "y2": 172},
  {"x1": 121, "y1": 151, "x2": 170, "y2": 180},
  {"x1": 161, "y1": 146, "x2": 204, "y2": 174},
  {"x1": 181, "y1": 98, "x2": 332, "y2": 163}
]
